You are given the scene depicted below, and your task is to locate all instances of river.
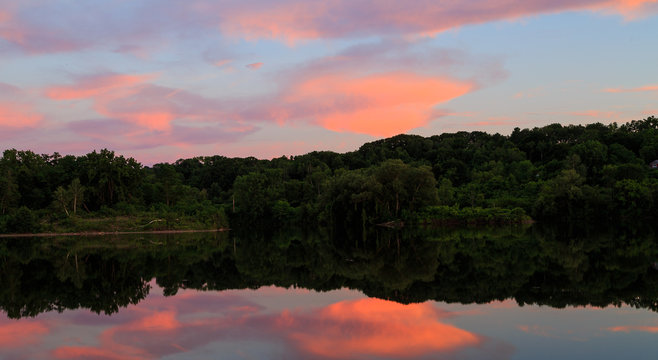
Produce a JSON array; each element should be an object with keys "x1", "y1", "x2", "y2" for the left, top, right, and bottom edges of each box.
[{"x1": 1, "y1": 224, "x2": 657, "y2": 359}]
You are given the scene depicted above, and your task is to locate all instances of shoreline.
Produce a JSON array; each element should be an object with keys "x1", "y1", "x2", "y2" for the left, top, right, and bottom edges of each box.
[{"x1": 0, "y1": 228, "x2": 230, "y2": 239}]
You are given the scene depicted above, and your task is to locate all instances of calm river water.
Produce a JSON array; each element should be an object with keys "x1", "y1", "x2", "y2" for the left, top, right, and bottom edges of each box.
[{"x1": 1, "y1": 225, "x2": 657, "y2": 359}]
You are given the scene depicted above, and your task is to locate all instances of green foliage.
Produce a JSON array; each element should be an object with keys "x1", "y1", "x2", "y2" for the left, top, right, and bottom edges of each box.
[
  {"x1": 0, "y1": 166, "x2": 20, "y2": 214},
  {"x1": 2, "y1": 116, "x2": 658, "y2": 234},
  {"x1": 416, "y1": 205, "x2": 531, "y2": 224},
  {"x1": 233, "y1": 171, "x2": 269, "y2": 219},
  {"x1": 613, "y1": 179, "x2": 652, "y2": 218},
  {"x1": 81, "y1": 149, "x2": 143, "y2": 209},
  {"x1": 437, "y1": 178, "x2": 455, "y2": 205},
  {"x1": 321, "y1": 160, "x2": 438, "y2": 226},
  {"x1": 534, "y1": 169, "x2": 586, "y2": 219},
  {"x1": 4, "y1": 206, "x2": 40, "y2": 233},
  {"x1": 271, "y1": 200, "x2": 297, "y2": 226}
]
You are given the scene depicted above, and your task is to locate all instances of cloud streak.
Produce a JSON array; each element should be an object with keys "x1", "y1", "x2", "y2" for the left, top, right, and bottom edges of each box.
[
  {"x1": 0, "y1": 82, "x2": 43, "y2": 129},
  {"x1": 246, "y1": 62, "x2": 264, "y2": 70},
  {"x1": 45, "y1": 74, "x2": 156, "y2": 101},
  {"x1": 215, "y1": 0, "x2": 658, "y2": 42},
  {"x1": 603, "y1": 84, "x2": 658, "y2": 93},
  {"x1": 1, "y1": 1, "x2": 656, "y2": 55}
]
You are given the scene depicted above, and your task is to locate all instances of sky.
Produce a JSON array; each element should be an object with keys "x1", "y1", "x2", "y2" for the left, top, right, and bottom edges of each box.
[{"x1": 1, "y1": 0, "x2": 657, "y2": 164}]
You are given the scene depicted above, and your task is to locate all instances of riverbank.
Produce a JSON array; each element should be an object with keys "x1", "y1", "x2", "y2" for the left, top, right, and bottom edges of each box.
[
  {"x1": 0, "y1": 228, "x2": 229, "y2": 238},
  {"x1": 0, "y1": 208, "x2": 230, "y2": 237}
]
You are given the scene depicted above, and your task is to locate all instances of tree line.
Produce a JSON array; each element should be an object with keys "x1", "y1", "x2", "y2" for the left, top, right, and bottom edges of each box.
[{"x1": 1, "y1": 116, "x2": 658, "y2": 233}]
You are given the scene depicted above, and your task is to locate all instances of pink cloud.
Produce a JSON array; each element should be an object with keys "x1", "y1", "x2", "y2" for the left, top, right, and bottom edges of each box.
[
  {"x1": 603, "y1": 84, "x2": 658, "y2": 93},
  {"x1": 246, "y1": 62, "x2": 264, "y2": 70},
  {"x1": 279, "y1": 72, "x2": 474, "y2": 137},
  {"x1": 2, "y1": 1, "x2": 655, "y2": 56},
  {"x1": 245, "y1": 39, "x2": 506, "y2": 137},
  {"x1": 64, "y1": 119, "x2": 256, "y2": 155},
  {"x1": 0, "y1": 102, "x2": 42, "y2": 128},
  {"x1": 0, "y1": 10, "x2": 8, "y2": 23},
  {"x1": 0, "y1": 2, "x2": 88, "y2": 54},
  {"x1": 213, "y1": 59, "x2": 232, "y2": 67},
  {"x1": 45, "y1": 74, "x2": 155, "y2": 101},
  {"x1": 0, "y1": 82, "x2": 43, "y2": 129},
  {"x1": 570, "y1": 110, "x2": 621, "y2": 118},
  {"x1": 215, "y1": 0, "x2": 658, "y2": 42},
  {"x1": 45, "y1": 73, "x2": 176, "y2": 132},
  {"x1": 47, "y1": 73, "x2": 257, "y2": 146},
  {"x1": 40, "y1": 43, "x2": 495, "y2": 152},
  {"x1": 464, "y1": 120, "x2": 518, "y2": 127},
  {"x1": 608, "y1": 0, "x2": 658, "y2": 17},
  {"x1": 47, "y1": 46, "x2": 486, "y2": 142},
  {"x1": 0, "y1": 1, "x2": 190, "y2": 55},
  {"x1": 514, "y1": 87, "x2": 544, "y2": 99}
]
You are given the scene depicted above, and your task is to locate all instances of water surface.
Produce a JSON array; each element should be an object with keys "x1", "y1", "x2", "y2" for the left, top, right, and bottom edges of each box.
[{"x1": 1, "y1": 225, "x2": 657, "y2": 359}]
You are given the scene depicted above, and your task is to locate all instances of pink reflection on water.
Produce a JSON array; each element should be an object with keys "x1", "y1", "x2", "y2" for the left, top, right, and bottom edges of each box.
[
  {"x1": 0, "y1": 319, "x2": 49, "y2": 348},
  {"x1": 16, "y1": 286, "x2": 484, "y2": 359},
  {"x1": 282, "y1": 298, "x2": 481, "y2": 358},
  {"x1": 607, "y1": 325, "x2": 658, "y2": 333}
]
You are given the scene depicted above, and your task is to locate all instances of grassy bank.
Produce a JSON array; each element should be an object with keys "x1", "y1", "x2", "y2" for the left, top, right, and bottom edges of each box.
[{"x1": 1, "y1": 205, "x2": 230, "y2": 235}]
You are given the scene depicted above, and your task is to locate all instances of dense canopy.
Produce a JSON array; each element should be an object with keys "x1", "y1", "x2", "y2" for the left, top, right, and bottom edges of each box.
[{"x1": 1, "y1": 117, "x2": 657, "y2": 233}]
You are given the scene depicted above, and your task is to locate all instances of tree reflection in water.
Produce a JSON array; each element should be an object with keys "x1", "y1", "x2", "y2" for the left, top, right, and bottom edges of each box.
[{"x1": 1, "y1": 224, "x2": 658, "y2": 319}]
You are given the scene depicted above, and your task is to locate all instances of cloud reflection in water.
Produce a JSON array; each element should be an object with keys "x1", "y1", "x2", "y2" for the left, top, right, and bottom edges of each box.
[{"x1": 36, "y1": 288, "x2": 484, "y2": 359}]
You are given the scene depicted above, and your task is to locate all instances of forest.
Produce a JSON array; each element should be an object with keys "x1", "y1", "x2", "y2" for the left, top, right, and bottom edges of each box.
[{"x1": 1, "y1": 116, "x2": 658, "y2": 233}]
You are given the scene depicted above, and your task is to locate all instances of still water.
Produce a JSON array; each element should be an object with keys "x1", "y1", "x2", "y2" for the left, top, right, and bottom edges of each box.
[{"x1": 1, "y1": 225, "x2": 657, "y2": 359}]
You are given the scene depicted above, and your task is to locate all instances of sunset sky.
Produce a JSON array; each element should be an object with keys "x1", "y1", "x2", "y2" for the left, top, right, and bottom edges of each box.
[{"x1": 1, "y1": 0, "x2": 657, "y2": 164}]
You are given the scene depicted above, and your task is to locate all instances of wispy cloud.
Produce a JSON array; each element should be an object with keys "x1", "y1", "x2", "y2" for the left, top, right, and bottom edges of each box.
[
  {"x1": 45, "y1": 73, "x2": 157, "y2": 101},
  {"x1": 215, "y1": 0, "x2": 658, "y2": 42},
  {"x1": 0, "y1": 102, "x2": 42, "y2": 128},
  {"x1": 213, "y1": 59, "x2": 232, "y2": 67},
  {"x1": 246, "y1": 62, "x2": 264, "y2": 70},
  {"x1": 570, "y1": 110, "x2": 622, "y2": 118},
  {"x1": 0, "y1": 82, "x2": 43, "y2": 129},
  {"x1": 1, "y1": 1, "x2": 656, "y2": 55},
  {"x1": 46, "y1": 72, "x2": 258, "y2": 152},
  {"x1": 603, "y1": 84, "x2": 658, "y2": 93}
]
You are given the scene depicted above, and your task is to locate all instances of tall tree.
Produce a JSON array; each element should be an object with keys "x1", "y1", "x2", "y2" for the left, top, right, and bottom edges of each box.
[
  {"x1": 53, "y1": 186, "x2": 70, "y2": 217},
  {"x1": 68, "y1": 178, "x2": 84, "y2": 215}
]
